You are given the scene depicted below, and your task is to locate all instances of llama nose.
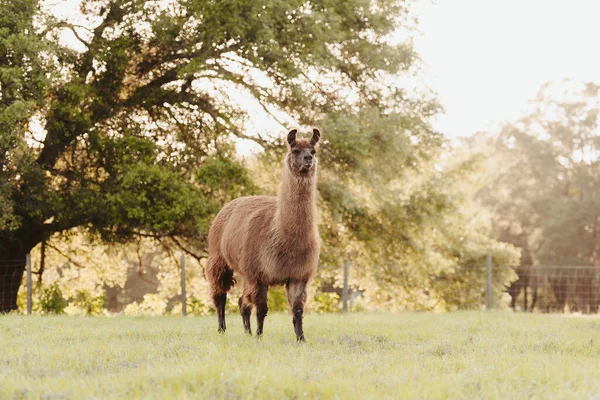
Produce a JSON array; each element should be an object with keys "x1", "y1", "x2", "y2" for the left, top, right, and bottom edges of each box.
[{"x1": 303, "y1": 154, "x2": 313, "y2": 163}]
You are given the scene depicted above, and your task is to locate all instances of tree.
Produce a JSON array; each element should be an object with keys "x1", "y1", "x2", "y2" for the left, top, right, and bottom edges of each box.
[
  {"x1": 0, "y1": 0, "x2": 421, "y2": 312},
  {"x1": 472, "y1": 81, "x2": 600, "y2": 311},
  {"x1": 476, "y1": 81, "x2": 600, "y2": 265}
]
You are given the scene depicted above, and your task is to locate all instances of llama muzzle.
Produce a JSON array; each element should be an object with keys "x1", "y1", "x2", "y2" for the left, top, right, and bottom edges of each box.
[{"x1": 300, "y1": 162, "x2": 313, "y2": 172}]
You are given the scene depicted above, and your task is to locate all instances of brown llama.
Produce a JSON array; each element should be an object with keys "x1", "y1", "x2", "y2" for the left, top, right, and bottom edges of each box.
[{"x1": 206, "y1": 128, "x2": 321, "y2": 341}]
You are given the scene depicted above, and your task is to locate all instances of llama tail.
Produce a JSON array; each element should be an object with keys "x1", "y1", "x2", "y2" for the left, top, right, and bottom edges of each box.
[
  {"x1": 207, "y1": 256, "x2": 235, "y2": 293},
  {"x1": 217, "y1": 266, "x2": 236, "y2": 293}
]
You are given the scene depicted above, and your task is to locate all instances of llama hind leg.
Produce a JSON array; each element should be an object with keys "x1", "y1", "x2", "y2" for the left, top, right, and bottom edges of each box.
[
  {"x1": 213, "y1": 293, "x2": 227, "y2": 333},
  {"x1": 207, "y1": 255, "x2": 234, "y2": 333},
  {"x1": 286, "y1": 280, "x2": 308, "y2": 342},
  {"x1": 255, "y1": 282, "x2": 269, "y2": 337},
  {"x1": 239, "y1": 284, "x2": 255, "y2": 335},
  {"x1": 238, "y1": 295, "x2": 252, "y2": 335}
]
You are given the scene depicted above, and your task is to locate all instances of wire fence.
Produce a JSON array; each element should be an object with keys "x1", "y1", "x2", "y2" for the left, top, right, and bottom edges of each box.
[
  {"x1": 504, "y1": 265, "x2": 600, "y2": 313},
  {"x1": 2, "y1": 254, "x2": 600, "y2": 314}
]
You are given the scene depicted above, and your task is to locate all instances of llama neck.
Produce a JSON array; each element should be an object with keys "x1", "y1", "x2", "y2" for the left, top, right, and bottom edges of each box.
[{"x1": 275, "y1": 168, "x2": 317, "y2": 237}]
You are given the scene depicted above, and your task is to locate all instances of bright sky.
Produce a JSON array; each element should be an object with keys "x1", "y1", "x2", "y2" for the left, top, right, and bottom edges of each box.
[
  {"x1": 412, "y1": 0, "x2": 600, "y2": 137},
  {"x1": 46, "y1": 0, "x2": 600, "y2": 143}
]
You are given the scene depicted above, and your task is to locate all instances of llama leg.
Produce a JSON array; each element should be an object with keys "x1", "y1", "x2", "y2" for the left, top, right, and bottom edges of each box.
[
  {"x1": 239, "y1": 296, "x2": 252, "y2": 335},
  {"x1": 213, "y1": 293, "x2": 227, "y2": 333},
  {"x1": 239, "y1": 284, "x2": 255, "y2": 335},
  {"x1": 207, "y1": 254, "x2": 234, "y2": 333},
  {"x1": 286, "y1": 280, "x2": 308, "y2": 342},
  {"x1": 255, "y1": 282, "x2": 269, "y2": 337}
]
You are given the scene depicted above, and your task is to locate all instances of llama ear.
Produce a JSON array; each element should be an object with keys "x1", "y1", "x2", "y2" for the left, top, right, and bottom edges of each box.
[
  {"x1": 287, "y1": 129, "x2": 297, "y2": 147},
  {"x1": 310, "y1": 128, "x2": 321, "y2": 146}
]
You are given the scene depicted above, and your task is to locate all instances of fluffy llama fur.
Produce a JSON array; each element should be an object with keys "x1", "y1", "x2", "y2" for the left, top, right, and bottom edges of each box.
[{"x1": 206, "y1": 128, "x2": 321, "y2": 341}]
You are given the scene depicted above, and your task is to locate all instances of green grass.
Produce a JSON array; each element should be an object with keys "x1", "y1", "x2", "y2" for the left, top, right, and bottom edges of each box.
[{"x1": 1, "y1": 312, "x2": 600, "y2": 399}]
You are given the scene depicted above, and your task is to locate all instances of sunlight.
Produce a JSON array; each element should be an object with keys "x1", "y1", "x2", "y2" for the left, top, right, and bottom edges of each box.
[{"x1": 412, "y1": 0, "x2": 600, "y2": 137}]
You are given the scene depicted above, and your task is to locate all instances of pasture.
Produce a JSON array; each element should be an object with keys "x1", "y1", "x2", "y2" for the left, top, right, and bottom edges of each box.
[{"x1": 2, "y1": 312, "x2": 599, "y2": 399}]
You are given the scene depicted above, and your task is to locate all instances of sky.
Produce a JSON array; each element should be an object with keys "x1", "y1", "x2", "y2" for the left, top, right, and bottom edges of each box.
[
  {"x1": 46, "y1": 0, "x2": 600, "y2": 142},
  {"x1": 412, "y1": 0, "x2": 600, "y2": 137}
]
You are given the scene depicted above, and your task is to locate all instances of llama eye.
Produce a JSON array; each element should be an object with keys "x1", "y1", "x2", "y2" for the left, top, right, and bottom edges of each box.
[
  {"x1": 310, "y1": 150, "x2": 316, "y2": 155},
  {"x1": 292, "y1": 149, "x2": 300, "y2": 154}
]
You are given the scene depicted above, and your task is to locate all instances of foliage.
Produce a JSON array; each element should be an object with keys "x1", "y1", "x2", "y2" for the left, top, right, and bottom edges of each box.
[
  {"x1": 39, "y1": 283, "x2": 68, "y2": 314},
  {"x1": 253, "y1": 119, "x2": 520, "y2": 311},
  {"x1": 266, "y1": 286, "x2": 288, "y2": 312},
  {"x1": 472, "y1": 81, "x2": 600, "y2": 266},
  {"x1": 72, "y1": 290, "x2": 107, "y2": 315},
  {"x1": 123, "y1": 293, "x2": 167, "y2": 316},
  {"x1": 0, "y1": 0, "x2": 51, "y2": 232},
  {"x1": 312, "y1": 292, "x2": 341, "y2": 313},
  {"x1": 0, "y1": 0, "x2": 416, "y2": 250},
  {"x1": 1, "y1": 0, "x2": 519, "y2": 312},
  {"x1": 187, "y1": 296, "x2": 213, "y2": 316},
  {"x1": 0, "y1": 0, "x2": 420, "y2": 309}
]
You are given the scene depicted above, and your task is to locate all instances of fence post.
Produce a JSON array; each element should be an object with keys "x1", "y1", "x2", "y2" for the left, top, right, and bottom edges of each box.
[
  {"x1": 486, "y1": 253, "x2": 492, "y2": 311},
  {"x1": 26, "y1": 254, "x2": 32, "y2": 315},
  {"x1": 180, "y1": 254, "x2": 187, "y2": 317},
  {"x1": 342, "y1": 259, "x2": 349, "y2": 313}
]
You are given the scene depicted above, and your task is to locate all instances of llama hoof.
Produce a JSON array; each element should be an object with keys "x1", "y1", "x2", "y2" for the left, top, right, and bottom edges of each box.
[
  {"x1": 217, "y1": 327, "x2": 226, "y2": 334},
  {"x1": 296, "y1": 335, "x2": 305, "y2": 343}
]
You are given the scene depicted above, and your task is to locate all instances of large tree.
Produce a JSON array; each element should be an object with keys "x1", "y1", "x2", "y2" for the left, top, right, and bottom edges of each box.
[
  {"x1": 2, "y1": 0, "x2": 519, "y2": 313},
  {"x1": 0, "y1": 0, "x2": 425, "y2": 312}
]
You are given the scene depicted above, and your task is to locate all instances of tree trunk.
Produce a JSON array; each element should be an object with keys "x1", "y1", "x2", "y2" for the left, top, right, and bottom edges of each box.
[
  {"x1": 0, "y1": 226, "x2": 43, "y2": 313},
  {"x1": 0, "y1": 258, "x2": 26, "y2": 313}
]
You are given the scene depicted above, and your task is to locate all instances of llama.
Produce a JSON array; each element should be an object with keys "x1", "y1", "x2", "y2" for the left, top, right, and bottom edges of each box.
[{"x1": 206, "y1": 128, "x2": 321, "y2": 341}]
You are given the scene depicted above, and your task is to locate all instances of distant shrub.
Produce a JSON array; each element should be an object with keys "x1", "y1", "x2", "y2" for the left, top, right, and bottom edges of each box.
[
  {"x1": 123, "y1": 294, "x2": 167, "y2": 316},
  {"x1": 225, "y1": 296, "x2": 238, "y2": 314},
  {"x1": 268, "y1": 286, "x2": 288, "y2": 312},
  {"x1": 313, "y1": 292, "x2": 340, "y2": 313},
  {"x1": 187, "y1": 296, "x2": 213, "y2": 316},
  {"x1": 16, "y1": 288, "x2": 27, "y2": 314},
  {"x1": 350, "y1": 294, "x2": 367, "y2": 312},
  {"x1": 72, "y1": 291, "x2": 107, "y2": 315},
  {"x1": 39, "y1": 283, "x2": 68, "y2": 314}
]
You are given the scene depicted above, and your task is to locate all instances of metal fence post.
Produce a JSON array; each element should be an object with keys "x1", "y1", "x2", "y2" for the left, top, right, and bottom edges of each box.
[
  {"x1": 26, "y1": 254, "x2": 32, "y2": 315},
  {"x1": 486, "y1": 253, "x2": 492, "y2": 311},
  {"x1": 342, "y1": 259, "x2": 349, "y2": 313},
  {"x1": 180, "y1": 254, "x2": 187, "y2": 317}
]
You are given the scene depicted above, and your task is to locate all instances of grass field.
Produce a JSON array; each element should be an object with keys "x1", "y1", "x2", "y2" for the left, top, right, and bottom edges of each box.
[{"x1": 1, "y1": 312, "x2": 599, "y2": 399}]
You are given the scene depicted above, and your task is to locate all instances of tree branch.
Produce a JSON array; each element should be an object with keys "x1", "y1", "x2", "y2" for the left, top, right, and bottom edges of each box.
[
  {"x1": 44, "y1": 242, "x2": 86, "y2": 269},
  {"x1": 213, "y1": 64, "x2": 288, "y2": 127},
  {"x1": 42, "y1": 21, "x2": 92, "y2": 47},
  {"x1": 66, "y1": 24, "x2": 91, "y2": 47},
  {"x1": 170, "y1": 235, "x2": 206, "y2": 262}
]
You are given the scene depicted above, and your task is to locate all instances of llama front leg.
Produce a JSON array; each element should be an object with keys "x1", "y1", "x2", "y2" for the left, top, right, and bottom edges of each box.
[
  {"x1": 286, "y1": 280, "x2": 308, "y2": 342},
  {"x1": 255, "y1": 282, "x2": 269, "y2": 336}
]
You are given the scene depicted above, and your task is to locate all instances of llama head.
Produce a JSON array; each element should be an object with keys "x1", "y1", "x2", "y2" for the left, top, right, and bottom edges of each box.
[{"x1": 285, "y1": 128, "x2": 321, "y2": 177}]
